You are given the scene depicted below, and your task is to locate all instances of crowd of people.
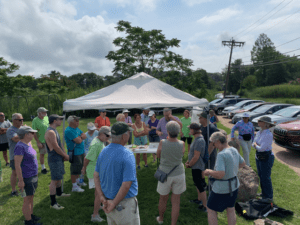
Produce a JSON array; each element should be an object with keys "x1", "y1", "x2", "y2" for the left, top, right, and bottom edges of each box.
[{"x1": 0, "y1": 107, "x2": 276, "y2": 225}]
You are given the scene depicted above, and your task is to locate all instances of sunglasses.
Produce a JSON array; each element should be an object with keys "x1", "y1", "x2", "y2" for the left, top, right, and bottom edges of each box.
[
  {"x1": 0, "y1": 115, "x2": 4, "y2": 117},
  {"x1": 104, "y1": 133, "x2": 110, "y2": 138},
  {"x1": 29, "y1": 132, "x2": 35, "y2": 135}
]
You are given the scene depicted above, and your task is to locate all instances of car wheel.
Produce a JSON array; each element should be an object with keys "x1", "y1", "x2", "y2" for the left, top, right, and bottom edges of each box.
[{"x1": 217, "y1": 109, "x2": 223, "y2": 115}]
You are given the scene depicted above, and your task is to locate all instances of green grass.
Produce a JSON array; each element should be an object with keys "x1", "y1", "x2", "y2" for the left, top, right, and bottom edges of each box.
[{"x1": 0, "y1": 117, "x2": 299, "y2": 224}]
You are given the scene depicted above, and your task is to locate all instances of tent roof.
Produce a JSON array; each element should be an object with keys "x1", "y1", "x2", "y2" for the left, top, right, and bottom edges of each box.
[{"x1": 63, "y1": 72, "x2": 208, "y2": 112}]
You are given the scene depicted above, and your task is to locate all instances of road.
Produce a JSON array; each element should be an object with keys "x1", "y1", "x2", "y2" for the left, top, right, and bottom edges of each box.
[{"x1": 218, "y1": 115, "x2": 300, "y2": 177}]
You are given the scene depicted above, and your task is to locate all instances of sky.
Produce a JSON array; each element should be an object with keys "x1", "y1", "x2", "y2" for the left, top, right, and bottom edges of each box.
[{"x1": 0, "y1": 0, "x2": 299, "y2": 77}]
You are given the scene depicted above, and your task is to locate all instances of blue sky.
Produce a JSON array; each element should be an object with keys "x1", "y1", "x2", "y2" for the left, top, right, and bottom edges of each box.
[{"x1": 0, "y1": 0, "x2": 299, "y2": 77}]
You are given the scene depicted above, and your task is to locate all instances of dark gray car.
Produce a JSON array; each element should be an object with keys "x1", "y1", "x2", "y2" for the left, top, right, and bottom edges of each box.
[{"x1": 210, "y1": 98, "x2": 249, "y2": 115}]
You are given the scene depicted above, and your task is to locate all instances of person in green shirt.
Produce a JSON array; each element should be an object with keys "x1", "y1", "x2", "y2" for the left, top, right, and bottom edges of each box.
[
  {"x1": 81, "y1": 126, "x2": 111, "y2": 223},
  {"x1": 32, "y1": 107, "x2": 49, "y2": 174},
  {"x1": 180, "y1": 110, "x2": 193, "y2": 153}
]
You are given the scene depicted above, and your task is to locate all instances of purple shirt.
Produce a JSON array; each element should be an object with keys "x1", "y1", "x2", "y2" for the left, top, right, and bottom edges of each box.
[
  {"x1": 157, "y1": 116, "x2": 180, "y2": 140},
  {"x1": 148, "y1": 119, "x2": 159, "y2": 135},
  {"x1": 231, "y1": 120, "x2": 255, "y2": 141},
  {"x1": 125, "y1": 116, "x2": 132, "y2": 124},
  {"x1": 14, "y1": 142, "x2": 38, "y2": 178}
]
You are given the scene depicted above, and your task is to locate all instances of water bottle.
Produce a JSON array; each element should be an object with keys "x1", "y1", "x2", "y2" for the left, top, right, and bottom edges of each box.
[{"x1": 79, "y1": 173, "x2": 84, "y2": 184}]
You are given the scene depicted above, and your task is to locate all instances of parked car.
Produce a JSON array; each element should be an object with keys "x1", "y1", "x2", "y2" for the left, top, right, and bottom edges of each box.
[
  {"x1": 232, "y1": 103, "x2": 293, "y2": 124},
  {"x1": 214, "y1": 94, "x2": 240, "y2": 99},
  {"x1": 222, "y1": 100, "x2": 264, "y2": 118},
  {"x1": 209, "y1": 98, "x2": 223, "y2": 107},
  {"x1": 273, "y1": 120, "x2": 300, "y2": 151},
  {"x1": 230, "y1": 102, "x2": 269, "y2": 120},
  {"x1": 210, "y1": 98, "x2": 249, "y2": 115},
  {"x1": 252, "y1": 106, "x2": 300, "y2": 131}
]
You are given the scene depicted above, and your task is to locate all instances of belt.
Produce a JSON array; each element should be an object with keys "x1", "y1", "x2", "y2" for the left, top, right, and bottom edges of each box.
[{"x1": 209, "y1": 176, "x2": 237, "y2": 197}]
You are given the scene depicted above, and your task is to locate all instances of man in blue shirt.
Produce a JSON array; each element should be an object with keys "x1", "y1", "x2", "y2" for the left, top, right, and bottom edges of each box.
[
  {"x1": 65, "y1": 115, "x2": 87, "y2": 192},
  {"x1": 94, "y1": 122, "x2": 139, "y2": 225}
]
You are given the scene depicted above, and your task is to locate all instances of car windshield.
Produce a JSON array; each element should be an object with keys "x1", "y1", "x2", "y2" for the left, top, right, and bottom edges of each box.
[
  {"x1": 273, "y1": 107, "x2": 300, "y2": 117},
  {"x1": 233, "y1": 101, "x2": 247, "y2": 107},
  {"x1": 217, "y1": 99, "x2": 228, "y2": 104},
  {"x1": 210, "y1": 99, "x2": 222, "y2": 104},
  {"x1": 243, "y1": 103, "x2": 261, "y2": 110},
  {"x1": 253, "y1": 105, "x2": 273, "y2": 113}
]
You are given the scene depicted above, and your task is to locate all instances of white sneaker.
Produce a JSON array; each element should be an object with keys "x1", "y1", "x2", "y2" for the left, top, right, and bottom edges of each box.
[
  {"x1": 50, "y1": 203, "x2": 65, "y2": 210},
  {"x1": 57, "y1": 193, "x2": 71, "y2": 197},
  {"x1": 72, "y1": 186, "x2": 85, "y2": 192},
  {"x1": 91, "y1": 214, "x2": 105, "y2": 223},
  {"x1": 78, "y1": 182, "x2": 87, "y2": 187}
]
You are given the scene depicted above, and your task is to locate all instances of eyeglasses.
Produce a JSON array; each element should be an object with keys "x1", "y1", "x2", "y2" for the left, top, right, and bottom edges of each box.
[
  {"x1": 104, "y1": 133, "x2": 110, "y2": 138},
  {"x1": 0, "y1": 115, "x2": 4, "y2": 117},
  {"x1": 29, "y1": 132, "x2": 35, "y2": 135},
  {"x1": 15, "y1": 119, "x2": 24, "y2": 122}
]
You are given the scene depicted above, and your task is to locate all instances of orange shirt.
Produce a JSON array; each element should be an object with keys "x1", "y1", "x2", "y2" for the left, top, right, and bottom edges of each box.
[{"x1": 95, "y1": 116, "x2": 110, "y2": 129}]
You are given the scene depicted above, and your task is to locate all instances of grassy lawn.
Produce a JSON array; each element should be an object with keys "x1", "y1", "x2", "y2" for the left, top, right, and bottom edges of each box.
[{"x1": 0, "y1": 116, "x2": 299, "y2": 224}]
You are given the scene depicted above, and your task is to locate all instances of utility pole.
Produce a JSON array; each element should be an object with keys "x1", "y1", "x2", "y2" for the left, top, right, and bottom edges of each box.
[{"x1": 222, "y1": 38, "x2": 245, "y2": 97}]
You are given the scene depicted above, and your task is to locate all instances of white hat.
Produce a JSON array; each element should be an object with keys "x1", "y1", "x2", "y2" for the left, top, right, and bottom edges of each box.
[
  {"x1": 149, "y1": 111, "x2": 155, "y2": 117},
  {"x1": 242, "y1": 113, "x2": 250, "y2": 118},
  {"x1": 87, "y1": 123, "x2": 97, "y2": 131},
  {"x1": 122, "y1": 109, "x2": 130, "y2": 113}
]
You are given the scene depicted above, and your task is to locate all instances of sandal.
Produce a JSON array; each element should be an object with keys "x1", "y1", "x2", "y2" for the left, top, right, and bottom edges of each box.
[{"x1": 156, "y1": 216, "x2": 163, "y2": 224}]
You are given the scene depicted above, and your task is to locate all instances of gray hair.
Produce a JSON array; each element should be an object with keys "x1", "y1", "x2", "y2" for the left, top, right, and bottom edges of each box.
[
  {"x1": 166, "y1": 121, "x2": 180, "y2": 138},
  {"x1": 12, "y1": 113, "x2": 22, "y2": 120},
  {"x1": 116, "y1": 113, "x2": 125, "y2": 121},
  {"x1": 163, "y1": 108, "x2": 172, "y2": 113},
  {"x1": 210, "y1": 132, "x2": 227, "y2": 144},
  {"x1": 111, "y1": 133, "x2": 128, "y2": 143}
]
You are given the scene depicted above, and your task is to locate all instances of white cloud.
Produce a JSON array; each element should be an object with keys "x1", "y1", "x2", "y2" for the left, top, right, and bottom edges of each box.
[
  {"x1": 182, "y1": 0, "x2": 212, "y2": 7},
  {"x1": 98, "y1": 0, "x2": 160, "y2": 11},
  {"x1": 0, "y1": 0, "x2": 118, "y2": 77},
  {"x1": 197, "y1": 8, "x2": 242, "y2": 24}
]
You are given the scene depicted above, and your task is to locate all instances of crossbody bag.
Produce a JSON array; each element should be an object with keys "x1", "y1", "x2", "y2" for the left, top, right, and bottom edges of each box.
[{"x1": 154, "y1": 165, "x2": 179, "y2": 183}]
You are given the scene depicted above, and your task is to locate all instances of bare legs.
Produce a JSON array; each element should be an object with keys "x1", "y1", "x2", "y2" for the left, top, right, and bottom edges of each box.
[
  {"x1": 196, "y1": 188, "x2": 207, "y2": 208},
  {"x1": 226, "y1": 207, "x2": 236, "y2": 225},
  {"x1": 23, "y1": 195, "x2": 34, "y2": 221},
  {"x1": 3, "y1": 151, "x2": 8, "y2": 164},
  {"x1": 158, "y1": 194, "x2": 168, "y2": 222},
  {"x1": 71, "y1": 175, "x2": 79, "y2": 183},
  {"x1": 40, "y1": 154, "x2": 45, "y2": 166},
  {"x1": 93, "y1": 190, "x2": 101, "y2": 217},
  {"x1": 207, "y1": 207, "x2": 236, "y2": 225},
  {"x1": 136, "y1": 153, "x2": 148, "y2": 166},
  {"x1": 158, "y1": 193, "x2": 181, "y2": 225}
]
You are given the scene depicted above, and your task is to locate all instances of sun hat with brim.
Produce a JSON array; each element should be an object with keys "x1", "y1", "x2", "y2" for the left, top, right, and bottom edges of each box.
[
  {"x1": 37, "y1": 107, "x2": 48, "y2": 113},
  {"x1": 142, "y1": 107, "x2": 150, "y2": 110},
  {"x1": 148, "y1": 111, "x2": 155, "y2": 117},
  {"x1": 197, "y1": 112, "x2": 208, "y2": 119},
  {"x1": 67, "y1": 115, "x2": 81, "y2": 124},
  {"x1": 87, "y1": 124, "x2": 97, "y2": 131},
  {"x1": 49, "y1": 114, "x2": 64, "y2": 124},
  {"x1": 99, "y1": 126, "x2": 111, "y2": 136},
  {"x1": 111, "y1": 122, "x2": 134, "y2": 135},
  {"x1": 188, "y1": 122, "x2": 201, "y2": 130},
  {"x1": 242, "y1": 113, "x2": 250, "y2": 118},
  {"x1": 122, "y1": 109, "x2": 130, "y2": 113},
  {"x1": 258, "y1": 116, "x2": 275, "y2": 126},
  {"x1": 17, "y1": 126, "x2": 37, "y2": 136}
]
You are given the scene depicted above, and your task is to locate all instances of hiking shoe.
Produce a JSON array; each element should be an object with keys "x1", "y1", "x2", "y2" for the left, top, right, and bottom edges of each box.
[
  {"x1": 24, "y1": 219, "x2": 42, "y2": 225},
  {"x1": 6, "y1": 162, "x2": 9, "y2": 167},
  {"x1": 31, "y1": 214, "x2": 41, "y2": 222},
  {"x1": 72, "y1": 186, "x2": 85, "y2": 192},
  {"x1": 41, "y1": 169, "x2": 47, "y2": 174},
  {"x1": 144, "y1": 164, "x2": 148, "y2": 168},
  {"x1": 156, "y1": 216, "x2": 163, "y2": 224},
  {"x1": 50, "y1": 203, "x2": 65, "y2": 210},
  {"x1": 57, "y1": 193, "x2": 71, "y2": 198},
  {"x1": 91, "y1": 214, "x2": 105, "y2": 223},
  {"x1": 77, "y1": 182, "x2": 87, "y2": 187},
  {"x1": 197, "y1": 205, "x2": 207, "y2": 213},
  {"x1": 189, "y1": 199, "x2": 202, "y2": 205},
  {"x1": 137, "y1": 165, "x2": 141, "y2": 170},
  {"x1": 11, "y1": 191, "x2": 19, "y2": 197}
]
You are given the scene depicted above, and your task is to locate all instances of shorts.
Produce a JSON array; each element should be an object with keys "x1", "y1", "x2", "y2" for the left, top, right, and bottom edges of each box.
[
  {"x1": 134, "y1": 136, "x2": 148, "y2": 146},
  {"x1": 181, "y1": 137, "x2": 193, "y2": 145},
  {"x1": 149, "y1": 135, "x2": 160, "y2": 143},
  {"x1": 23, "y1": 175, "x2": 38, "y2": 196},
  {"x1": 0, "y1": 143, "x2": 9, "y2": 152},
  {"x1": 39, "y1": 143, "x2": 47, "y2": 155},
  {"x1": 157, "y1": 173, "x2": 186, "y2": 195},
  {"x1": 70, "y1": 154, "x2": 84, "y2": 175},
  {"x1": 89, "y1": 178, "x2": 95, "y2": 189},
  {"x1": 207, "y1": 189, "x2": 238, "y2": 212},
  {"x1": 10, "y1": 160, "x2": 15, "y2": 170},
  {"x1": 49, "y1": 160, "x2": 65, "y2": 180},
  {"x1": 192, "y1": 169, "x2": 206, "y2": 193}
]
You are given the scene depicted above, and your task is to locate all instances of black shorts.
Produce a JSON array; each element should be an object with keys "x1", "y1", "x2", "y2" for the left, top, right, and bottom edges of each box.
[
  {"x1": 70, "y1": 154, "x2": 84, "y2": 175},
  {"x1": 192, "y1": 169, "x2": 206, "y2": 193},
  {"x1": 0, "y1": 143, "x2": 9, "y2": 151},
  {"x1": 181, "y1": 137, "x2": 193, "y2": 145},
  {"x1": 24, "y1": 175, "x2": 38, "y2": 196},
  {"x1": 207, "y1": 189, "x2": 238, "y2": 212},
  {"x1": 10, "y1": 160, "x2": 15, "y2": 170}
]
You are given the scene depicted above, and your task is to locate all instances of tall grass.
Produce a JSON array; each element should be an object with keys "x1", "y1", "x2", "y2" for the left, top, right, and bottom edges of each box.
[{"x1": 250, "y1": 84, "x2": 300, "y2": 99}]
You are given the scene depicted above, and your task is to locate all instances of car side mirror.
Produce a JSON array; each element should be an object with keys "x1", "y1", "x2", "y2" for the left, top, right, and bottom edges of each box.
[{"x1": 267, "y1": 111, "x2": 272, "y2": 114}]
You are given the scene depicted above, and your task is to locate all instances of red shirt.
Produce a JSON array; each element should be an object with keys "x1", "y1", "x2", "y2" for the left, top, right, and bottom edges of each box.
[{"x1": 95, "y1": 116, "x2": 110, "y2": 129}]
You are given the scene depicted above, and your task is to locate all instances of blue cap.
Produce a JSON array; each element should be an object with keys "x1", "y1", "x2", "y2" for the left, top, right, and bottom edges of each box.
[{"x1": 99, "y1": 109, "x2": 106, "y2": 112}]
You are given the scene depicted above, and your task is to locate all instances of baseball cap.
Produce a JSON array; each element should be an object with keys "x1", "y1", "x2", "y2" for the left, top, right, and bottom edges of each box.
[
  {"x1": 149, "y1": 111, "x2": 155, "y2": 117},
  {"x1": 37, "y1": 107, "x2": 48, "y2": 113},
  {"x1": 188, "y1": 122, "x2": 201, "y2": 130},
  {"x1": 111, "y1": 122, "x2": 134, "y2": 135},
  {"x1": 67, "y1": 115, "x2": 81, "y2": 124},
  {"x1": 17, "y1": 126, "x2": 37, "y2": 136},
  {"x1": 49, "y1": 114, "x2": 64, "y2": 124},
  {"x1": 197, "y1": 112, "x2": 208, "y2": 119},
  {"x1": 87, "y1": 123, "x2": 97, "y2": 131},
  {"x1": 122, "y1": 109, "x2": 130, "y2": 113},
  {"x1": 99, "y1": 109, "x2": 106, "y2": 112},
  {"x1": 242, "y1": 112, "x2": 250, "y2": 118},
  {"x1": 99, "y1": 126, "x2": 111, "y2": 136}
]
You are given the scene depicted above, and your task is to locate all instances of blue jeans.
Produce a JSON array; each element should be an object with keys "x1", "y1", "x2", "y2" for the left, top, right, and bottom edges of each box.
[{"x1": 256, "y1": 154, "x2": 274, "y2": 199}]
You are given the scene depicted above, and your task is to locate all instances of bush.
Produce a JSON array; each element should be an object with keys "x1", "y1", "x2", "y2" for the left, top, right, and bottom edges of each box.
[
  {"x1": 237, "y1": 89, "x2": 249, "y2": 98},
  {"x1": 254, "y1": 84, "x2": 300, "y2": 98},
  {"x1": 243, "y1": 75, "x2": 257, "y2": 91}
]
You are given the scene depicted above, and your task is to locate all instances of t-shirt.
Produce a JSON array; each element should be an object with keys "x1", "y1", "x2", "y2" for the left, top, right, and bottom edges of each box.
[
  {"x1": 141, "y1": 113, "x2": 150, "y2": 124},
  {"x1": 147, "y1": 119, "x2": 159, "y2": 135},
  {"x1": 14, "y1": 142, "x2": 38, "y2": 178},
  {"x1": 157, "y1": 116, "x2": 180, "y2": 140},
  {"x1": 0, "y1": 120, "x2": 12, "y2": 144},
  {"x1": 188, "y1": 136, "x2": 206, "y2": 170},
  {"x1": 84, "y1": 130, "x2": 99, "y2": 154},
  {"x1": 6, "y1": 126, "x2": 20, "y2": 160},
  {"x1": 200, "y1": 124, "x2": 219, "y2": 146},
  {"x1": 213, "y1": 147, "x2": 244, "y2": 194},
  {"x1": 64, "y1": 126, "x2": 84, "y2": 156},
  {"x1": 94, "y1": 116, "x2": 110, "y2": 129},
  {"x1": 85, "y1": 138, "x2": 104, "y2": 179},
  {"x1": 32, "y1": 116, "x2": 49, "y2": 143},
  {"x1": 180, "y1": 117, "x2": 192, "y2": 137},
  {"x1": 95, "y1": 143, "x2": 138, "y2": 199}
]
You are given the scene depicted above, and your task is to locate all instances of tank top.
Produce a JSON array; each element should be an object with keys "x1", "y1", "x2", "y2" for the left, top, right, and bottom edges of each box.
[
  {"x1": 46, "y1": 127, "x2": 63, "y2": 163},
  {"x1": 134, "y1": 123, "x2": 146, "y2": 137},
  {"x1": 159, "y1": 140, "x2": 185, "y2": 177}
]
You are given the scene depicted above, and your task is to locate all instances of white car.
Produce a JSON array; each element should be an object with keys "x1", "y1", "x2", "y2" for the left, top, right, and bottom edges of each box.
[
  {"x1": 222, "y1": 100, "x2": 263, "y2": 118},
  {"x1": 252, "y1": 106, "x2": 300, "y2": 131}
]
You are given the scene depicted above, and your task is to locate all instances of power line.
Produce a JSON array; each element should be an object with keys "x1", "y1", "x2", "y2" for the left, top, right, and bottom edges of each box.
[
  {"x1": 276, "y1": 36, "x2": 300, "y2": 48},
  {"x1": 232, "y1": 56, "x2": 300, "y2": 68},
  {"x1": 233, "y1": 0, "x2": 288, "y2": 38},
  {"x1": 217, "y1": 48, "x2": 231, "y2": 71}
]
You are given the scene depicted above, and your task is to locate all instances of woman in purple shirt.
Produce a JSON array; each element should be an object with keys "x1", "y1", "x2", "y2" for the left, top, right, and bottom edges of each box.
[{"x1": 14, "y1": 126, "x2": 41, "y2": 225}]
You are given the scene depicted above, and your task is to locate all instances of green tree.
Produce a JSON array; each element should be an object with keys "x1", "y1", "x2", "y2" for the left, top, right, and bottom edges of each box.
[
  {"x1": 0, "y1": 57, "x2": 20, "y2": 96},
  {"x1": 242, "y1": 75, "x2": 257, "y2": 91},
  {"x1": 106, "y1": 20, "x2": 193, "y2": 78}
]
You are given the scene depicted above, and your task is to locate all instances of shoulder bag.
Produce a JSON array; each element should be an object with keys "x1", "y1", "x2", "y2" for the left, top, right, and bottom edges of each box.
[{"x1": 154, "y1": 165, "x2": 179, "y2": 183}]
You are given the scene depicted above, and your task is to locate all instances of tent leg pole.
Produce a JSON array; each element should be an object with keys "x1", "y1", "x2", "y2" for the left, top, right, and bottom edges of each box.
[{"x1": 62, "y1": 112, "x2": 66, "y2": 193}]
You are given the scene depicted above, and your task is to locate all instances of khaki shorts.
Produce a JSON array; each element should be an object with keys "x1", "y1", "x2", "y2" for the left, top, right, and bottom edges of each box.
[
  {"x1": 89, "y1": 178, "x2": 95, "y2": 189},
  {"x1": 106, "y1": 197, "x2": 140, "y2": 225},
  {"x1": 157, "y1": 173, "x2": 186, "y2": 195},
  {"x1": 39, "y1": 143, "x2": 47, "y2": 155}
]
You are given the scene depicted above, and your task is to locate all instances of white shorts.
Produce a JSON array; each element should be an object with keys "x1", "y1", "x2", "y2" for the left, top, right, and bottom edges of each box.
[
  {"x1": 157, "y1": 173, "x2": 186, "y2": 195},
  {"x1": 89, "y1": 178, "x2": 95, "y2": 189}
]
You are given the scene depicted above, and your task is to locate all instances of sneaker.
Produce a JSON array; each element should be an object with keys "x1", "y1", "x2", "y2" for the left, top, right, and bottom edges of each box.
[
  {"x1": 91, "y1": 214, "x2": 105, "y2": 223},
  {"x1": 156, "y1": 216, "x2": 163, "y2": 224},
  {"x1": 198, "y1": 205, "x2": 207, "y2": 213},
  {"x1": 57, "y1": 193, "x2": 71, "y2": 198},
  {"x1": 137, "y1": 165, "x2": 141, "y2": 170},
  {"x1": 72, "y1": 186, "x2": 85, "y2": 192},
  {"x1": 41, "y1": 169, "x2": 47, "y2": 174},
  {"x1": 11, "y1": 191, "x2": 19, "y2": 197},
  {"x1": 77, "y1": 182, "x2": 87, "y2": 187},
  {"x1": 144, "y1": 164, "x2": 148, "y2": 168},
  {"x1": 189, "y1": 199, "x2": 202, "y2": 205},
  {"x1": 31, "y1": 214, "x2": 41, "y2": 222},
  {"x1": 50, "y1": 203, "x2": 65, "y2": 210}
]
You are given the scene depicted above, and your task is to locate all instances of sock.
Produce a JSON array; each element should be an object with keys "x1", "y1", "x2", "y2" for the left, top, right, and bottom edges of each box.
[
  {"x1": 72, "y1": 182, "x2": 78, "y2": 188},
  {"x1": 41, "y1": 164, "x2": 45, "y2": 170},
  {"x1": 76, "y1": 178, "x2": 80, "y2": 183},
  {"x1": 50, "y1": 195, "x2": 56, "y2": 206},
  {"x1": 56, "y1": 187, "x2": 62, "y2": 196}
]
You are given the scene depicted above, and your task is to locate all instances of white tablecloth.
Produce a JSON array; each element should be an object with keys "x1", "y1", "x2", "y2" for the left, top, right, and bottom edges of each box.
[{"x1": 125, "y1": 143, "x2": 159, "y2": 154}]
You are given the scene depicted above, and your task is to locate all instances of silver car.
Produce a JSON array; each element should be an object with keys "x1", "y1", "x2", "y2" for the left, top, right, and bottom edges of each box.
[{"x1": 222, "y1": 100, "x2": 264, "y2": 118}]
